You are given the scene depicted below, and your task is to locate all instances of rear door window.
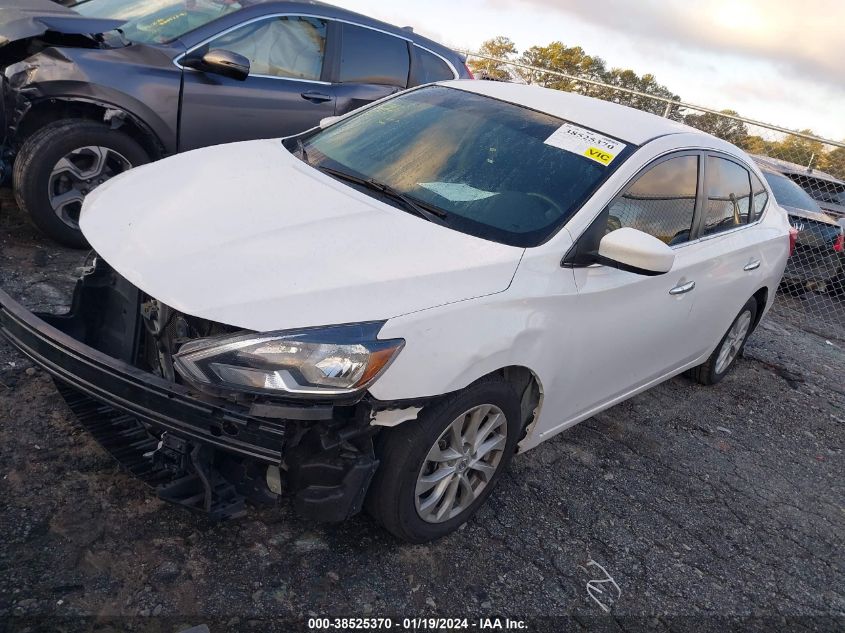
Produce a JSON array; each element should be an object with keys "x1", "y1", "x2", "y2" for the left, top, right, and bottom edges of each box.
[
  {"x1": 606, "y1": 155, "x2": 699, "y2": 245},
  {"x1": 339, "y1": 24, "x2": 410, "y2": 87},
  {"x1": 702, "y1": 156, "x2": 752, "y2": 236}
]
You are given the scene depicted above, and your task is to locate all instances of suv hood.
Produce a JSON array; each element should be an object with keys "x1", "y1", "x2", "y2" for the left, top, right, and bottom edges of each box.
[
  {"x1": 80, "y1": 139, "x2": 525, "y2": 332},
  {"x1": 0, "y1": 2, "x2": 124, "y2": 48}
]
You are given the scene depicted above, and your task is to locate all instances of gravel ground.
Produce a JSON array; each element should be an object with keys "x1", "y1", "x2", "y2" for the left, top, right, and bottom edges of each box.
[{"x1": 0, "y1": 191, "x2": 843, "y2": 632}]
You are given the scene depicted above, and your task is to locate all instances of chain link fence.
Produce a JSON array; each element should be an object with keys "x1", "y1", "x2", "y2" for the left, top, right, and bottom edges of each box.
[{"x1": 465, "y1": 52, "x2": 845, "y2": 338}]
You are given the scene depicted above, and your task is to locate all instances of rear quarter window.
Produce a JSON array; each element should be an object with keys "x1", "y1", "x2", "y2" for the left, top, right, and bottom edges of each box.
[
  {"x1": 339, "y1": 24, "x2": 410, "y2": 87},
  {"x1": 412, "y1": 47, "x2": 456, "y2": 85},
  {"x1": 750, "y1": 171, "x2": 768, "y2": 221}
]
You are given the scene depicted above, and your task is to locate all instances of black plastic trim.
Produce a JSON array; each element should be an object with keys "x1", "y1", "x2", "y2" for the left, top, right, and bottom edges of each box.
[{"x1": 0, "y1": 288, "x2": 284, "y2": 463}]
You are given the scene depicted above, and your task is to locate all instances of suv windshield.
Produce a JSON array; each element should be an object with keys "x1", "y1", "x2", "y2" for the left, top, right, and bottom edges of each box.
[
  {"x1": 301, "y1": 86, "x2": 632, "y2": 247},
  {"x1": 763, "y1": 172, "x2": 822, "y2": 213},
  {"x1": 72, "y1": 0, "x2": 244, "y2": 44}
]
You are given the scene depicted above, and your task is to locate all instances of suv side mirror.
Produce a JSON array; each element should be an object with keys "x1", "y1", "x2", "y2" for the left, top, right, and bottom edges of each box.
[
  {"x1": 597, "y1": 227, "x2": 675, "y2": 275},
  {"x1": 194, "y1": 49, "x2": 250, "y2": 81}
]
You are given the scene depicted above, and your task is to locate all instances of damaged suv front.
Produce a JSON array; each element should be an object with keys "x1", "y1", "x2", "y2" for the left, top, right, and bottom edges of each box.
[{"x1": 0, "y1": 1, "x2": 130, "y2": 180}]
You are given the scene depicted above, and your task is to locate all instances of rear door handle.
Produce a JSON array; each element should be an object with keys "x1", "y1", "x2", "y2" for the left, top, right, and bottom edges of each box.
[
  {"x1": 669, "y1": 280, "x2": 696, "y2": 295},
  {"x1": 301, "y1": 91, "x2": 332, "y2": 103},
  {"x1": 743, "y1": 259, "x2": 761, "y2": 271}
]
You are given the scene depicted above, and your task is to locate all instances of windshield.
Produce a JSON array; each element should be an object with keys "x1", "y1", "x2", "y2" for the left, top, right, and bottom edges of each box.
[
  {"x1": 763, "y1": 172, "x2": 822, "y2": 213},
  {"x1": 301, "y1": 86, "x2": 632, "y2": 247},
  {"x1": 72, "y1": 0, "x2": 243, "y2": 44}
]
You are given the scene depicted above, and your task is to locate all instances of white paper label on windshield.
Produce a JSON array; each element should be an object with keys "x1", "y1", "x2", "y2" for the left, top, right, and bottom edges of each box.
[
  {"x1": 419, "y1": 182, "x2": 499, "y2": 202},
  {"x1": 544, "y1": 123, "x2": 627, "y2": 166}
]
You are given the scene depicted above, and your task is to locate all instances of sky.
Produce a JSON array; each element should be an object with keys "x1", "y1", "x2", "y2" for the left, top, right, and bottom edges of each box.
[{"x1": 330, "y1": 0, "x2": 845, "y2": 141}]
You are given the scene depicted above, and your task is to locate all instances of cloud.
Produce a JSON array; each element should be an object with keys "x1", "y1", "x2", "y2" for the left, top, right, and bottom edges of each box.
[{"x1": 489, "y1": 0, "x2": 845, "y2": 85}]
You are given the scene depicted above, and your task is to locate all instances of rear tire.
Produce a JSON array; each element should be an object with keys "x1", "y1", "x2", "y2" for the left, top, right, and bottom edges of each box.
[
  {"x1": 13, "y1": 119, "x2": 149, "y2": 248},
  {"x1": 687, "y1": 297, "x2": 758, "y2": 385},
  {"x1": 365, "y1": 378, "x2": 522, "y2": 542}
]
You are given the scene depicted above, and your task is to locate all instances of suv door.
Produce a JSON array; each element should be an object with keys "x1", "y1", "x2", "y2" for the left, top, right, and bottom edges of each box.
[
  {"x1": 332, "y1": 22, "x2": 411, "y2": 116},
  {"x1": 564, "y1": 152, "x2": 710, "y2": 419},
  {"x1": 178, "y1": 15, "x2": 336, "y2": 152}
]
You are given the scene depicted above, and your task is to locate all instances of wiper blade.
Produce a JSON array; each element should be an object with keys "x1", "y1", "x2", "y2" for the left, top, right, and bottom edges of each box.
[
  {"x1": 297, "y1": 139, "x2": 310, "y2": 164},
  {"x1": 316, "y1": 166, "x2": 449, "y2": 222}
]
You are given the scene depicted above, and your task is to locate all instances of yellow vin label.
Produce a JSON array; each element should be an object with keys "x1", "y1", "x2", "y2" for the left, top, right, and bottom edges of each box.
[
  {"x1": 544, "y1": 123, "x2": 626, "y2": 167},
  {"x1": 584, "y1": 147, "x2": 615, "y2": 165}
]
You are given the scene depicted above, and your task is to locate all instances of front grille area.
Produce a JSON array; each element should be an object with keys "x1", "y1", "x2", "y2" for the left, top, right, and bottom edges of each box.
[{"x1": 138, "y1": 296, "x2": 241, "y2": 383}]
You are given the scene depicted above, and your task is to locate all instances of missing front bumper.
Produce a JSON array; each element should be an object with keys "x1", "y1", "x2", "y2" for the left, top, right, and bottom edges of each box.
[{"x1": 0, "y1": 280, "x2": 379, "y2": 524}]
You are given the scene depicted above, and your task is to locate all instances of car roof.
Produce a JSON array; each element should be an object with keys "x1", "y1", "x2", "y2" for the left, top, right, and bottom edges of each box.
[
  {"x1": 751, "y1": 153, "x2": 845, "y2": 186},
  {"x1": 439, "y1": 80, "x2": 704, "y2": 146},
  {"x1": 755, "y1": 163, "x2": 789, "y2": 179}
]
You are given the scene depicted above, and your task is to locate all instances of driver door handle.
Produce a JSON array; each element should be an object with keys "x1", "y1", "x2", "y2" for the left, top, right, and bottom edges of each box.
[
  {"x1": 743, "y1": 259, "x2": 761, "y2": 271},
  {"x1": 669, "y1": 280, "x2": 696, "y2": 295},
  {"x1": 301, "y1": 91, "x2": 332, "y2": 103}
]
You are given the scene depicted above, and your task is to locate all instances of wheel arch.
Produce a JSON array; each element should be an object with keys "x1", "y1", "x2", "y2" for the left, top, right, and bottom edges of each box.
[
  {"x1": 371, "y1": 364, "x2": 544, "y2": 437},
  {"x1": 14, "y1": 98, "x2": 167, "y2": 161},
  {"x1": 751, "y1": 286, "x2": 769, "y2": 332}
]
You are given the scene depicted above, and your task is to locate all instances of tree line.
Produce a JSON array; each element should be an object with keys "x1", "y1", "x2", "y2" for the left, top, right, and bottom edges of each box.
[{"x1": 469, "y1": 37, "x2": 845, "y2": 181}]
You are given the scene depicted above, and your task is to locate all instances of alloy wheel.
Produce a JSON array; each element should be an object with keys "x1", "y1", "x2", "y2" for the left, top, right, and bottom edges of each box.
[
  {"x1": 715, "y1": 310, "x2": 752, "y2": 375},
  {"x1": 415, "y1": 404, "x2": 508, "y2": 523},
  {"x1": 48, "y1": 146, "x2": 133, "y2": 229}
]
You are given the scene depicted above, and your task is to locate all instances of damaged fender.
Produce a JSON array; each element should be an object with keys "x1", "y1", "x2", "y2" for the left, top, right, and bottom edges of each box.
[{"x1": 2, "y1": 44, "x2": 181, "y2": 156}]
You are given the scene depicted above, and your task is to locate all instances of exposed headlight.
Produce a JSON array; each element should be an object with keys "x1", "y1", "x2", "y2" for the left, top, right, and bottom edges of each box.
[{"x1": 173, "y1": 322, "x2": 403, "y2": 398}]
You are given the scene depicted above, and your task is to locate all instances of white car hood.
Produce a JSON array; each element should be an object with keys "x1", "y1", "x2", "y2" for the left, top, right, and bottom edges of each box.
[{"x1": 80, "y1": 139, "x2": 524, "y2": 332}]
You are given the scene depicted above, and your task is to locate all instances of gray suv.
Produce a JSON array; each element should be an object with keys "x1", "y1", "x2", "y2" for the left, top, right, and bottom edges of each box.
[{"x1": 0, "y1": 0, "x2": 470, "y2": 246}]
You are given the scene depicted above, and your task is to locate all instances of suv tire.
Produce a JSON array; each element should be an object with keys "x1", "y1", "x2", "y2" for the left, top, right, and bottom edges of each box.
[{"x1": 14, "y1": 119, "x2": 149, "y2": 249}]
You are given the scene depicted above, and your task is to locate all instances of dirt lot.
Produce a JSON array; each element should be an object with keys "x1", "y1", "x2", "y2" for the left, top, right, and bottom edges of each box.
[{"x1": 0, "y1": 190, "x2": 843, "y2": 632}]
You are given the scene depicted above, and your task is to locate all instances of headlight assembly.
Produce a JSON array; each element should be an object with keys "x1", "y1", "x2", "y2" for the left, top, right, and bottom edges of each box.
[{"x1": 173, "y1": 322, "x2": 403, "y2": 398}]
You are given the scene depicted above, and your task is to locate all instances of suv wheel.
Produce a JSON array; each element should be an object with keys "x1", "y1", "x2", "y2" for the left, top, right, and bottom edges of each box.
[
  {"x1": 687, "y1": 297, "x2": 758, "y2": 385},
  {"x1": 13, "y1": 119, "x2": 149, "y2": 248},
  {"x1": 366, "y1": 378, "x2": 522, "y2": 542}
]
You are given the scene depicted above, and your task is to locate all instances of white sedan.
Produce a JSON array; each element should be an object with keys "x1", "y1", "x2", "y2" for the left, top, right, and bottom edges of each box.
[{"x1": 0, "y1": 80, "x2": 791, "y2": 542}]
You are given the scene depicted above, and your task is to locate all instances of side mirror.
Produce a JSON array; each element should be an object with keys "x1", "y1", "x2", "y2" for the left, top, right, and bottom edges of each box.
[
  {"x1": 196, "y1": 49, "x2": 250, "y2": 81},
  {"x1": 597, "y1": 227, "x2": 675, "y2": 275},
  {"x1": 319, "y1": 116, "x2": 342, "y2": 129}
]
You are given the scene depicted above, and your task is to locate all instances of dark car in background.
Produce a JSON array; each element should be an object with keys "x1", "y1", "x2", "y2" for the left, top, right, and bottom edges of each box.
[
  {"x1": 753, "y1": 154, "x2": 845, "y2": 221},
  {"x1": 758, "y1": 166, "x2": 844, "y2": 296},
  {"x1": 0, "y1": 0, "x2": 471, "y2": 247},
  {"x1": 806, "y1": 185, "x2": 845, "y2": 221}
]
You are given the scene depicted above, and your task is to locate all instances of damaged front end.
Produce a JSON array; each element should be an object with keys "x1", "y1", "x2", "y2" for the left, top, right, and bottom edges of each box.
[
  {"x1": 0, "y1": 3, "x2": 126, "y2": 179},
  {"x1": 0, "y1": 257, "x2": 384, "y2": 523}
]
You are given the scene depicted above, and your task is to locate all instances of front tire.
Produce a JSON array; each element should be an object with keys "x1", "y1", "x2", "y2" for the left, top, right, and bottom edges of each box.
[
  {"x1": 366, "y1": 378, "x2": 522, "y2": 542},
  {"x1": 687, "y1": 297, "x2": 758, "y2": 385},
  {"x1": 13, "y1": 119, "x2": 149, "y2": 248}
]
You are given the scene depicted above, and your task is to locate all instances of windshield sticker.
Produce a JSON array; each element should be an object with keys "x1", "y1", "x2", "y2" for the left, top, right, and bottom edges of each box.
[
  {"x1": 544, "y1": 123, "x2": 627, "y2": 166},
  {"x1": 419, "y1": 182, "x2": 500, "y2": 202}
]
